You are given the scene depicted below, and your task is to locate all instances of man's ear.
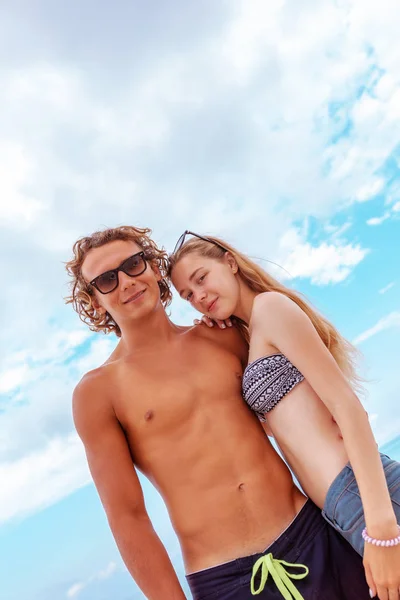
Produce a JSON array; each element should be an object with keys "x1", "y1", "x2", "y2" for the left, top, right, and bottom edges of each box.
[
  {"x1": 91, "y1": 293, "x2": 107, "y2": 315},
  {"x1": 150, "y1": 263, "x2": 162, "y2": 281},
  {"x1": 225, "y1": 252, "x2": 238, "y2": 274}
]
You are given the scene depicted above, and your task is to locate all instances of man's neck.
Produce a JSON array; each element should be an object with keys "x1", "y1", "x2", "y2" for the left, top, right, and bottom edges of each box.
[{"x1": 117, "y1": 307, "x2": 183, "y2": 357}]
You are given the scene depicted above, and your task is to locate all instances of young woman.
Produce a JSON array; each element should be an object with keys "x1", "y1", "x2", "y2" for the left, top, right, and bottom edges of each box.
[{"x1": 169, "y1": 231, "x2": 400, "y2": 600}]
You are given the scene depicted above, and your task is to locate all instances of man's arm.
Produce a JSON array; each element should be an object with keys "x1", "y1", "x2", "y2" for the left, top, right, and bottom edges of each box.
[{"x1": 73, "y1": 372, "x2": 186, "y2": 600}]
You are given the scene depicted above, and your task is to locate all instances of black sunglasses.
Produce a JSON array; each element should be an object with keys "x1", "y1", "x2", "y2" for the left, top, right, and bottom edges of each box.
[
  {"x1": 89, "y1": 251, "x2": 147, "y2": 294},
  {"x1": 172, "y1": 230, "x2": 227, "y2": 255}
]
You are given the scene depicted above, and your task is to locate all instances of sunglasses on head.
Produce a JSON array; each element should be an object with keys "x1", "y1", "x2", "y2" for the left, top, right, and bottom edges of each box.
[
  {"x1": 172, "y1": 230, "x2": 227, "y2": 255},
  {"x1": 89, "y1": 251, "x2": 147, "y2": 294}
]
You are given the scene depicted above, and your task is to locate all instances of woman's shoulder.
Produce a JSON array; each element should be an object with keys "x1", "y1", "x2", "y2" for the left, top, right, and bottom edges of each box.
[
  {"x1": 251, "y1": 291, "x2": 305, "y2": 329},
  {"x1": 252, "y1": 290, "x2": 296, "y2": 314}
]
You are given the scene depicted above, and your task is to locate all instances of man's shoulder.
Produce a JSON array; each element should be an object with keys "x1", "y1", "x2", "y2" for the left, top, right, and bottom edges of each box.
[
  {"x1": 189, "y1": 321, "x2": 235, "y2": 342},
  {"x1": 73, "y1": 363, "x2": 115, "y2": 412},
  {"x1": 190, "y1": 322, "x2": 248, "y2": 365},
  {"x1": 74, "y1": 364, "x2": 105, "y2": 391},
  {"x1": 72, "y1": 364, "x2": 119, "y2": 441}
]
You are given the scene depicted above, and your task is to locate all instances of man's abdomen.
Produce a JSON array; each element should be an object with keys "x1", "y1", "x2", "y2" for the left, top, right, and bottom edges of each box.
[{"x1": 156, "y1": 411, "x2": 306, "y2": 573}]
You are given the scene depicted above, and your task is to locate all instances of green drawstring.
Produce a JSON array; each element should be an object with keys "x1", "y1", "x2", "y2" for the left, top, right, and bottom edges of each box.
[{"x1": 251, "y1": 553, "x2": 309, "y2": 599}]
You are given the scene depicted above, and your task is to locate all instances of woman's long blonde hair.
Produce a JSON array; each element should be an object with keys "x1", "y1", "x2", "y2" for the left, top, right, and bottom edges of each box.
[{"x1": 169, "y1": 235, "x2": 362, "y2": 390}]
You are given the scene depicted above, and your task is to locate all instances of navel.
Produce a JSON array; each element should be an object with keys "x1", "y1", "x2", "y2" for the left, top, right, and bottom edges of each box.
[{"x1": 238, "y1": 483, "x2": 245, "y2": 491}]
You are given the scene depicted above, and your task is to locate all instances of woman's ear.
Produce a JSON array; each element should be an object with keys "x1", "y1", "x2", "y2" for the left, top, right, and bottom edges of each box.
[{"x1": 225, "y1": 252, "x2": 238, "y2": 274}]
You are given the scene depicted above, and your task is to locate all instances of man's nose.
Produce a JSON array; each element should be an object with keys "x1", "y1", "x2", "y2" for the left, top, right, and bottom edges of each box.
[{"x1": 119, "y1": 271, "x2": 136, "y2": 291}]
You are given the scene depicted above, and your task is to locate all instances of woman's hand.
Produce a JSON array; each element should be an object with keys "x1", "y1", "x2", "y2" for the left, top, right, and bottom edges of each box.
[
  {"x1": 193, "y1": 315, "x2": 233, "y2": 329},
  {"x1": 363, "y1": 537, "x2": 400, "y2": 599}
]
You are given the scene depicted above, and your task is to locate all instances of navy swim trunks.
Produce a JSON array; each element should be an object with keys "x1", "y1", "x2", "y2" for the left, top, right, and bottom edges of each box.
[{"x1": 186, "y1": 500, "x2": 370, "y2": 599}]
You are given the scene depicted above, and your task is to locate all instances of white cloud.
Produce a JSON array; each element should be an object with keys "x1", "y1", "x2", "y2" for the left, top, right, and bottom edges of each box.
[
  {"x1": 325, "y1": 221, "x2": 353, "y2": 239},
  {"x1": 0, "y1": 329, "x2": 91, "y2": 398},
  {"x1": 66, "y1": 583, "x2": 85, "y2": 599},
  {"x1": 0, "y1": 0, "x2": 400, "y2": 531},
  {"x1": 221, "y1": 0, "x2": 283, "y2": 84},
  {"x1": 0, "y1": 142, "x2": 44, "y2": 226},
  {"x1": 97, "y1": 562, "x2": 118, "y2": 580},
  {"x1": 66, "y1": 562, "x2": 118, "y2": 598},
  {"x1": 0, "y1": 433, "x2": 90, "y2": 524},
  {"x1": 0, "y1": 331, "x2": 118, "y2": 523},
  {"x1": 7, "y1": 65, "x2": 80, "y2": 113},
  {"x1": 353, "y1": 312, "x2": 400, "y2": 345},
  {"x1": 355, "y1": 178, "x2": 385, "y2": 202},
  {"x1": 379, "y1": 282, "x2": 395, "y2": 295},
  {"x1": 366, "y1": 195, "x2": 400, "y2": 225},
  {"x1": 278, "y1": 228, "x2": 368, "y2": 285},
  {"x1": 0, "y1": 364, "x2": 31, "y2": 395},
  {"x1": 366, "y1": 214, "x2": 391, "y2": 226}
]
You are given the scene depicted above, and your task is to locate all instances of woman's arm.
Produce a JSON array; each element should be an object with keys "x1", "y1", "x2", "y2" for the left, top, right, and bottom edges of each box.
[
  {"x1": 251, "y1": 292, "x2": 397, "y2": 535},
  {"x1": 252, "y1": 292, "x2": 400, "y2": 598}
]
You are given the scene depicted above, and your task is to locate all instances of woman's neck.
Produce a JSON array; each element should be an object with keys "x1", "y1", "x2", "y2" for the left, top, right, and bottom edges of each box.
[{"x1": 233, "y1": 282, "x2": 259, "y2": 324}]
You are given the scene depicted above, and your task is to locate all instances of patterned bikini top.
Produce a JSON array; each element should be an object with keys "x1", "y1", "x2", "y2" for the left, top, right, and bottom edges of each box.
[{"x1": 242, "y1": 353, "x2": 304, "y2": 422}]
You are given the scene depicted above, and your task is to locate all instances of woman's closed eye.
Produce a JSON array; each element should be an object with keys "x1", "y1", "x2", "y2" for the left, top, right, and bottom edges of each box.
[{"x1": 185, "y1": 274, "x2": 206, "y2": 301}]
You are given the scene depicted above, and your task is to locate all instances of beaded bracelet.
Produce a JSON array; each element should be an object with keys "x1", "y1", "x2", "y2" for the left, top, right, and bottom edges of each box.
[{"x1": 362, "y1": 526, "x2": 400, "y2": 547}]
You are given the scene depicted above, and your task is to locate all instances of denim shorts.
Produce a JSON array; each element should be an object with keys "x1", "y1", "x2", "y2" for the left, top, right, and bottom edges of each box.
[
  {"x1": 186, "y1": 500, "x2": 370, "y2": 599},
  {"x1": 322, "y1": 453, "x2": 400, "y2": 556}
]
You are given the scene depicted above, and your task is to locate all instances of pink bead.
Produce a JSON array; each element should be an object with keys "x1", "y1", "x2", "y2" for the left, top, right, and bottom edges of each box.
[{"x1": 362, "y1": 525, "x2": 400, "y2": 548}]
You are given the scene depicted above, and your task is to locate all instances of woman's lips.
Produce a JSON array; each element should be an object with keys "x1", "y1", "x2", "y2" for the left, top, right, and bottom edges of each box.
[{"x1": 207, "y1": 297, "x2": 218, "y2": 312}]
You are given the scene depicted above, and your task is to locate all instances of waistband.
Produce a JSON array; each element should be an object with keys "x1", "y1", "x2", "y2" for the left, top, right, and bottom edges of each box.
[
  {"x1": 186, "y1": 499, "x2": 323, "y2": 595},
  {"x1": 322, "y1": 460, "x2": 353, "y2": 519},
  {"x1": 323, "y1": 452, "x2": 393, "y2": 519}
]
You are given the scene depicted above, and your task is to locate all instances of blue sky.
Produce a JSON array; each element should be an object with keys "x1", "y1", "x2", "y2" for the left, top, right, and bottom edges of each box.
[{"x1": 1, "y1": 0, "x2": 400, "y2": 598}]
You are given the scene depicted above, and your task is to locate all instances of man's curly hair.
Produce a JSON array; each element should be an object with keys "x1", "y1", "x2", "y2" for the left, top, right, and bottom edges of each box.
[{"x1": 65, "y1": 226, "x2": 172, "y2": 337}]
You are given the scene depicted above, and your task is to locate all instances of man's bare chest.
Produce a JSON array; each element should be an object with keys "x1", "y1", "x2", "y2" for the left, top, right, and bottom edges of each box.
[{"x1": 111, "y1": 342, "x2": 244, "y2": 436}]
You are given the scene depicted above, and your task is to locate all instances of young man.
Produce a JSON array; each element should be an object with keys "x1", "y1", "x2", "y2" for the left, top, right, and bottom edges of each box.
[{"x1": 66, "y1": 226, "x2": 370, "y2": 599}]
